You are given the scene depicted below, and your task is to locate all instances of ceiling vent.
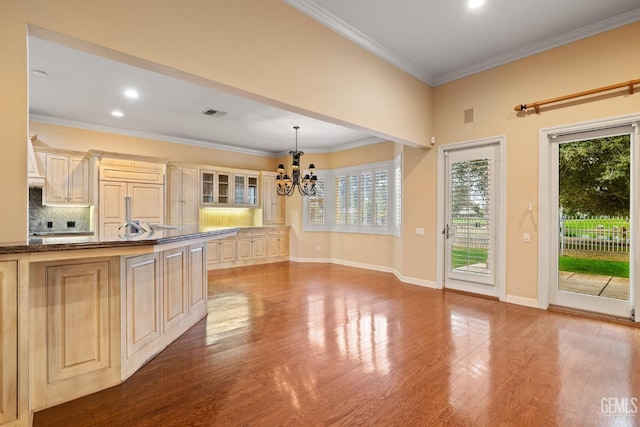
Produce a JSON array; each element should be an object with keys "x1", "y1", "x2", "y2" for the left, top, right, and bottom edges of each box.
[{"x1": 202, "y1": 109, "x2": 227, "y2": 117}]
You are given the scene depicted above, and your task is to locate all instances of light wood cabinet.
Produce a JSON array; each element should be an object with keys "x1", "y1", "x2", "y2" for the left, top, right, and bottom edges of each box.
[
  {"x1": 0, "y1": 261, "x2": 17, "y2": 425},
  {"x1": 162, "y1": 248, "x2": 188, "y2": 334},
  {"x1": 237, "y1": 230, "x2": 266, "y2": 262},
  {"x1": 122, "y1": 243, "x2": 209, "y2": 379},
  {"x1": 200, "y1": 170, "x2": 231, "y2": 206},
  {"x1": 262, "y1": 172, "x2": 285, "y2": 225},
  {"x1": 99, "y1": 181, "x2": 164, "y2": 237},
  {"x1": 167, "y1": 165, "x2": 199, "y2": 226},
  {"x1": 233, "y1": 174, "x2": 259, "y2": 206},
  {"x1": 267, "y1": 229, "x2": 290, "y2": 259},
  {"x1": 207, "y1": 238, "x2": 236, "y2": 269},
  {"x1": 29, "y1": 258, "x2": 120, "y2": 411},
  {"x1": 201, "y1": 170, "x2": 258, "y2": 207},
  {"x1": 123, "y1": 253, "x2": 161, "y2": 378},
  {"x1": 44, "y1": 154, "x2": 90, "y2": 206},
  {"x1": 187, "y1": 243, "x2": 207, "y2": 314},
  {"x1": 207, "y1": 227, "x2": 289, "y2": 270}
]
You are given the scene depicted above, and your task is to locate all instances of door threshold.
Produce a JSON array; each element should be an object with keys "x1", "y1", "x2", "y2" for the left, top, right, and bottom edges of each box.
[
  {"x1": 549, "y1": 304, "x2": 637, "y2": 327},
  {"x1": 444, "y1": 288, "x2": 499, "y2": 301}
]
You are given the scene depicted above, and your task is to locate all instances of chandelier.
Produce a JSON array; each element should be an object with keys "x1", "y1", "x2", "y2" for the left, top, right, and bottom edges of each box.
[{"x1": 276, "y1": 126, "x2": 317, "y2": 196}]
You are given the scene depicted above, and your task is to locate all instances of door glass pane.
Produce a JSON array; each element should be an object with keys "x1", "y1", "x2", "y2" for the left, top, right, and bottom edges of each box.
[
  {"x1": 247, "y1": 177, "x2": 258, "y2": 205},
  {"x1": 202, "y1": 172, "x2": 214, "y2": 204},
  {"x1": 218, "y1": 173, "x2": 229, "y2": 204},
  {"x1": 234, "y1": 175, "x2": 245, "y2": 204},
  {"x1": 558, "y1": 135, "x2": 630, "y2": 301},
  {"x1": 450, "y1": 158, "x2": 491, "y2": 277}
]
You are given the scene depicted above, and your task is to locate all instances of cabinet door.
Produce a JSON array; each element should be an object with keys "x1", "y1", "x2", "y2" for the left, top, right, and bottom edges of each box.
[
  {"x1": 46, "y1": 262, "x2": 110, "y2": 383},
  {"x1": 234, "y1": 175, "x2": 245, "y2": 204},
  {"x1": 44, "y1": 154, "x2": 69, "y2": 204},
  {"x1": 99, "y1": 181, "x2": 127, "y2": 237},
  {"x1": 262, "y1": 174, "x2": 285, "y2": 225},
  {"x1": 124, "y1": 254, "x2": 161, "y2": 364},
  {"x1": 267, "y1": 236, "x2": 279, "y2": 258},
  {"x1": 252, "y1": 236, "x2": 266, "y2": 260},
  {"x1": 207, "y1": 241, "x2": 221, "y2": 265},
  {"x1": 188, "y1": 243, "x2": 207, "y2": 314},
  {"x1": 247, "y1": 175, "x2": 259, "y2": 206},
  {"x1": 163, "y1": 248, "x2": 188, "y2": 333},
  {"x1": 182, "y1": 167, "x2": 200, "y2": 226},
  {"x1": 168, "y1": 167, "x2": 199, "y2": 226},
  {"x1": 200, "y1": 170, "x2": 215, "y2": 205},
  {"x1": 217, "y1": 173, "x2": 230, "y2": 205},
  {"x1": 128, "y1": 183, "x2": 164, "y2": 225},
  {"x1": 0, "y1": 261, "x2": 17, "y2": 424},
  {"x1": 237, "y1": 238, "x2": 252, "y2": 261},
  {"x1": 278, "y1": 234, "x2": 290, "y2": 257},
  {"x1": 220, "y1": 239, "x2": 236, "y2": 263},
  {"x1": 68, "y1": 156, "x2": 90, "y2": 204},
  {"x1": 166, "y1": 166, "x2": 183, "y2": 226}
]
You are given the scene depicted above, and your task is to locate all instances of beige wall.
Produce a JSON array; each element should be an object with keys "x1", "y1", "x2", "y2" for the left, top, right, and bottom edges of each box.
[
  {"x1": 3, "y1": 1, "x2": 640, "y2": 302},
  {"x1": 0, "y1": 0, "x2": 433, "y2": 241},
  {"x1": 288, "y1": 141, "x2": 405, "y2": 272},
  {"x1": 433, "y1": 22, "x2": 640, "y2": 299}
]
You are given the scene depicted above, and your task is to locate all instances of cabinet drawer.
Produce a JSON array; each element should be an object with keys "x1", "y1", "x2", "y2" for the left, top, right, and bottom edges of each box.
[{"x1": 100, "y1": 167, "x2": 164, "y2": 184}]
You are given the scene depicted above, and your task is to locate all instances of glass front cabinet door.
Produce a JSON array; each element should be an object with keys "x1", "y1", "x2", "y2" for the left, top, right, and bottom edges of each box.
[
  {"x1": 217, "y1": 172, "x2": 231, "y2": 205},
  {"x1": 201, "y1": 170, "x2": 215, "y2": 205}
]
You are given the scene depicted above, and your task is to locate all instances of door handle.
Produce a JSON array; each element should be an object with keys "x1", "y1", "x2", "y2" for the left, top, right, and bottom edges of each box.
[{"x1": 443, "y1": 224, "x2": 451, "y2": 239}]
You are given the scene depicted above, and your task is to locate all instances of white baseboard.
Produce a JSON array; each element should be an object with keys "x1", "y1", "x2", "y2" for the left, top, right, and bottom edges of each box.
[
  {"x1": 290, "y1": 257, "x2": 438, "y2": 289},
  {"x1": 393, "y1": 271, "x2": 437, "y2": 289},
  {"x1": 505, "y1": 295, "x2": 540, "y2": 308}
]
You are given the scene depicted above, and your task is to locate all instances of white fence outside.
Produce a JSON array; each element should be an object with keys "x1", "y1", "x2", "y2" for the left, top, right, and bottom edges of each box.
[{"x1": 559, "y1": 212, "x2": 630, "y2": 255}]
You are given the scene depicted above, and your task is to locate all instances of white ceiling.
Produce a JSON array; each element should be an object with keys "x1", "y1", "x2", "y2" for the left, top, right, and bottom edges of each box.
[
  {"x1": 29, "y1": 1, "x2": 640, "y2": 155},
  {"x1": 287, "y1": 0, "x2": 640, "y2": 86}
]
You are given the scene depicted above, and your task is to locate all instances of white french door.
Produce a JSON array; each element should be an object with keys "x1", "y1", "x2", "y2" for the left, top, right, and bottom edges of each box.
[
  {"x1": 547, "y1": 124, "x2": 637, "y2": 318},
  {"x1": 443, "y1": 144, "x2": 500, "y2": 297}
]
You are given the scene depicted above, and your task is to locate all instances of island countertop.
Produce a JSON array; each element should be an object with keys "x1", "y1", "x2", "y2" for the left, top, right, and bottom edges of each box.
[{"x1": 0, "y1": 226, "x2": 239, "y2": 255}]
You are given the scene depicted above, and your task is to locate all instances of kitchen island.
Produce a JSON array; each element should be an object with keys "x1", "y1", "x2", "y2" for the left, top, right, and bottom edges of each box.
[{"x1": 0, "y1": 227, "x2": 238, "y2": 427}]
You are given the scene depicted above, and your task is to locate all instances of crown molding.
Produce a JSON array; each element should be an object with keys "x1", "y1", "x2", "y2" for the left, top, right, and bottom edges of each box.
[
  {"x1": 31, "y1": 114, "x2": 385, "y2": 158},
  {"x1": 284, "y1": 1, "x2": 640, "y2": 87},
  {"x1": 274, "y1": 136, "x2": 384, "y2": 157},
  {"x1": 434, "y1": 8, "x2": 640, "y2": 86},
  {"x1": 29, "y1": 114, "x2": 278, "y2": 158},
  {"x1": 282, "y1": 0, "x2": 434, "y2": 84}
]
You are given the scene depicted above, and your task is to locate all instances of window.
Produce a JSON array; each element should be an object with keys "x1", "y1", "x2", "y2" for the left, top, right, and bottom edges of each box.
[{"x1": 303, "y1": 154, "x2": 402, "y2": 236}]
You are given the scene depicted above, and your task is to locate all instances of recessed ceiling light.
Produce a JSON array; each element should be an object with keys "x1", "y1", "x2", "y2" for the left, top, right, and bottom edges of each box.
[
  {"x1": 468, "y1": 0, "x2": 485, "y2": 8},
  {"x1": 32, "y1": 70, "x2": 48, "y2": 77},
  {"x1": 124, "y1": 89, "x2": 139, "y2": 99},
  {"x1": 111, "y1": 110, "x2": 124, "y2": 118}
]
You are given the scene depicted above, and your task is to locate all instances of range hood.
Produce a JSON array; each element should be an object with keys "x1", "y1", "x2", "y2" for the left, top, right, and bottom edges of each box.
[{"x1": 27, "y1": 135, "x2": 45, "y2": 187}]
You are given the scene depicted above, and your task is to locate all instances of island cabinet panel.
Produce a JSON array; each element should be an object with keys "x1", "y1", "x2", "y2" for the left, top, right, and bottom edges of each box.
[
  {"x1": 47, "y1": 262, "x2": 110, "y2": 383},
  {"x1": 162, "y1": 248, "x2": 188, "y2": 333},
  {"x1": 188, "y1": 243, "x2": 207, "y2": 314},
  {"x1": 0, "y1": 261, "x2": 17, "y2": 425},
  {"x1": 29, "y1": 258, "x2": 121, "y2": 411},
  {"x1": 123, "y1": 253, "x2": 161, "y2": 378}
]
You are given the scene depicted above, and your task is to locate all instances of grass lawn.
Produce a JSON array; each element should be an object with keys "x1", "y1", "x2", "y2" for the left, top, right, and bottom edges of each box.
[
  {"x1": 452, "y1": 247, "x2": 488, "y2": 269},
  {"x1": 559, "y1": 256, "x2": 629, "y2": 278}
]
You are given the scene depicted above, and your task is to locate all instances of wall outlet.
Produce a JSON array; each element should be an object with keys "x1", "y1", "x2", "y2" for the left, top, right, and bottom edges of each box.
[
  {"x1": 67, "y1": 221, "x2": 76, "y2": 228},
  {"x1": 47, "y1": 221, "x2": 53, "y2": 228},
  {"x1": 416, "y1": 228, "x2": 425, "y2": 235},
  {"x1": 523, "y1": 233, "x2": 530, "y2": 243}
]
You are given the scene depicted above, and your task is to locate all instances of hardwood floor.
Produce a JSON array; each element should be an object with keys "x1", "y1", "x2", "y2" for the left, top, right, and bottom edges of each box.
[{"x1": 34, "y1": 262, "x2": 640, "y2": 426}]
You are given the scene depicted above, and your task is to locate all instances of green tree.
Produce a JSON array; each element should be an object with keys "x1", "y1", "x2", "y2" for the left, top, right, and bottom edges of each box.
[{"x1": 559, "y1": 135, "x2": 630, "y2": 216}]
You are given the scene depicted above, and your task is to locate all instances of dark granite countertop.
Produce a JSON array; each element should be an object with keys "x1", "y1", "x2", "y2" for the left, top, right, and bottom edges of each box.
[{"x1": 0, "y1": 226, "x2": 239, "y2": 255}]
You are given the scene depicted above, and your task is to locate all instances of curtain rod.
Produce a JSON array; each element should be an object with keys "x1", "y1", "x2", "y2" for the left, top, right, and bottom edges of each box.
[{"x1": 515, "y1": 78, "x2": 640, "y2": 114}]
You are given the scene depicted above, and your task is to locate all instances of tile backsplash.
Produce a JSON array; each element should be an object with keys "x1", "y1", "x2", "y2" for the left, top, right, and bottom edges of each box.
[{"x1": 29, "y1": 188, "x2": 91, "y2": 232}]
